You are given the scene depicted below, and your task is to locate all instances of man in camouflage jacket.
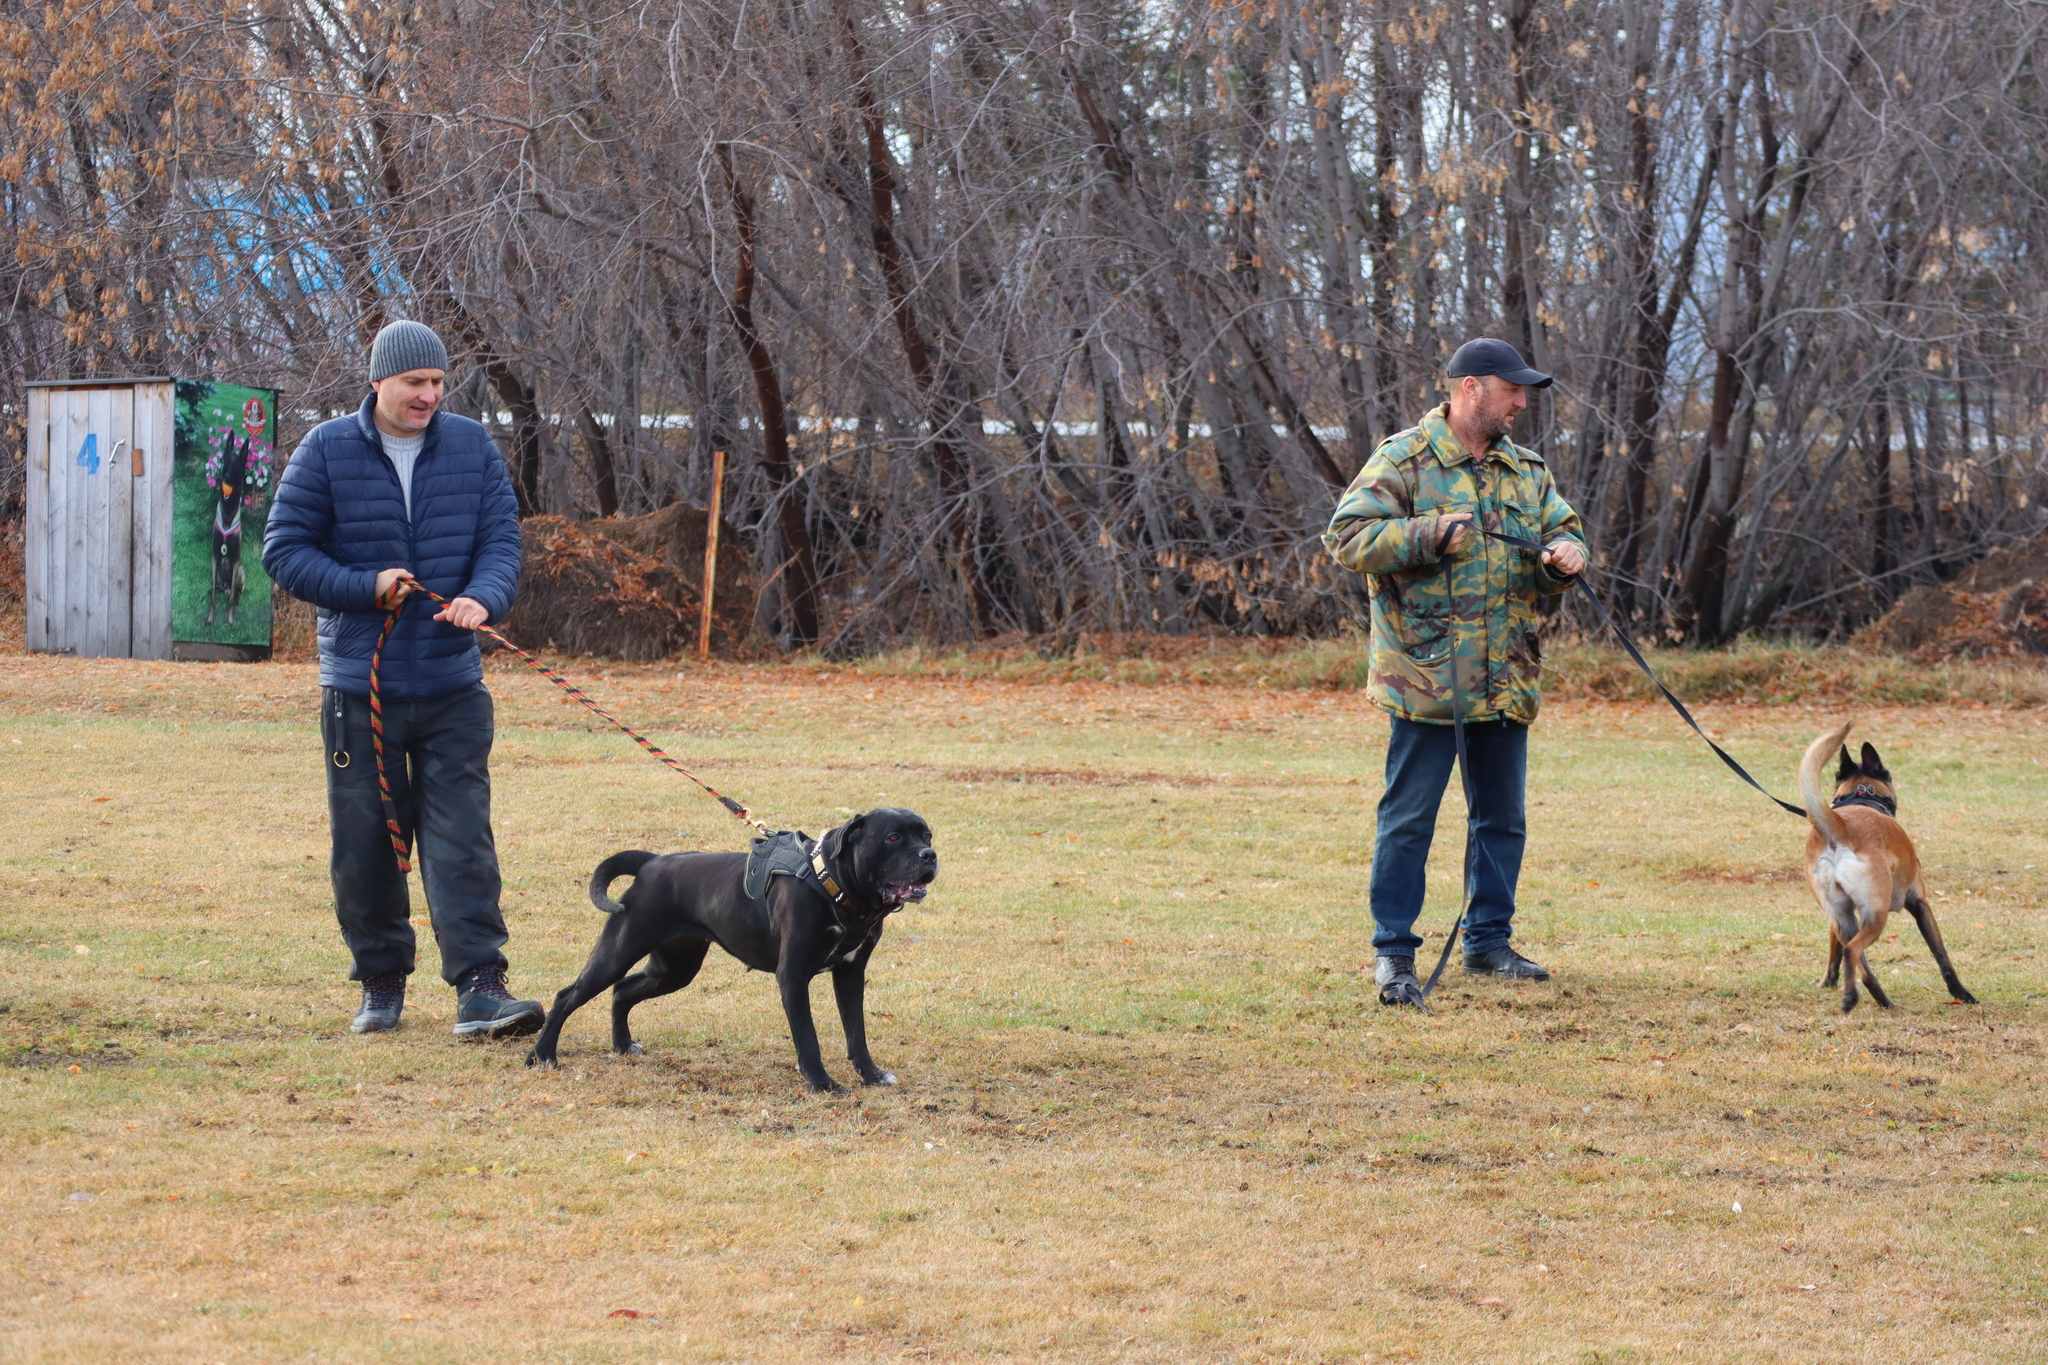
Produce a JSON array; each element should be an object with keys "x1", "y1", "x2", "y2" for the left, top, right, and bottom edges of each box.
[{"x1": 1323, "y1": 338, "x2": 1586, "y2": 1003}]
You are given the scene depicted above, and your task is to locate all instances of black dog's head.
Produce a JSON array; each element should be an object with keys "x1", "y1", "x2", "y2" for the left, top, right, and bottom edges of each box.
[
  {"x1": 819, "y1": 807, "x2": 937, "y2": 912},
  {"x1": 216, "y1": 433, "x2": 249, "y2": 514},
  {"x1": 1835, "y1": 741, "x2": 1897, "y2": 810}
]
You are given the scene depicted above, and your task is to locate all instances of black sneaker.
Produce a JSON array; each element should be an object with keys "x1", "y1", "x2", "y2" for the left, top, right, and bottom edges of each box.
[
  {"x1": 1463, "y1": 946, "x2": 1551, "y2": 981},
  {"x1": 351, "y1": 971, "x2": 406, "y2": 1034},
  {"x1": 1374, "y1": 954, "x2": 1423, "y2": 1007},
  {"x1": 453, "y1": 966, "x2": 544, "y2": 1038}
]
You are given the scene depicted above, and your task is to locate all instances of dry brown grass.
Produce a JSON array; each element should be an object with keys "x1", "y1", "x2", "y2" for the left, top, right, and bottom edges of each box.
[
  {"x1": 833, "y1": 633, "x2": 2048, "y2": 709},
  {"x1": 2, "y1": 646, "x2": 2045, "y2": 1363}
]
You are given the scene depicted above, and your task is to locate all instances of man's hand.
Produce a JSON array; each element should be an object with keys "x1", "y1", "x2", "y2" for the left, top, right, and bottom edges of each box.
[
  {"x1": 434, "y1": 596, "x2": 489, "y2": 630},
  {"x1": 1434, "y1": 511, "x2": 1473, "y2": 557},
  {"x1": 374, "y1": 567, "x2": 416, "y2": 608},
  {"x1": 1542, "y1": 540, "x2": 1586, "y2": 576}
]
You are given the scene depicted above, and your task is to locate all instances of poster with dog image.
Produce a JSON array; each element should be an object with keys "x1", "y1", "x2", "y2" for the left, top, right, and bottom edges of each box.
[{"x1": 172, "y1": 380, "x2": 279, "y2": 652}]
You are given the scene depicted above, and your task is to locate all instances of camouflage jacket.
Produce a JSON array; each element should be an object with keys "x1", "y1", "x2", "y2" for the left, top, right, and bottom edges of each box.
[{"x1": 1322, "y1": 404, "x2": 1585, "y2": 725}]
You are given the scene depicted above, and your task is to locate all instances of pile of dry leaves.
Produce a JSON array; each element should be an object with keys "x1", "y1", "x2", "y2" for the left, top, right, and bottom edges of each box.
[{"x1": 1860, "y1": 538, "x2": 2048, "y2": 663}]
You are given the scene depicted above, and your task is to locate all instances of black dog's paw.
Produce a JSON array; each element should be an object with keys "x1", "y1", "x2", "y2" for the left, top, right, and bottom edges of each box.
[
  {"x1": 525, "y1": 1050, "x2": 559, "y2": 1070},
  {"x1": 804, "y1": 1076, "x2": 851, "y2": 1095},
  {"x1": 613, "y1": 1042, "x2": 644, "y2": 1057},
  {"x1": 859, "y1": 1068, "x2": 898, "y2": 1087}
]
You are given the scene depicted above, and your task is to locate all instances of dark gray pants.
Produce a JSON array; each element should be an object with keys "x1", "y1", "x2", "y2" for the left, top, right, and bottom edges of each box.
[{"x1": 321, "y1": 684, "x2": 509, "y2": 985}]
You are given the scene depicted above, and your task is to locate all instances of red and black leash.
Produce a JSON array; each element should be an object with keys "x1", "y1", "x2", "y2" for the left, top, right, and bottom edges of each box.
[{"x1": 368, "y1": 586, "x2": 761, "y2": 875}]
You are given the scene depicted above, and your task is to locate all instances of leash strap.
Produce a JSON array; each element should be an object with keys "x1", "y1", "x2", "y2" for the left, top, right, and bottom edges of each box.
[
  {"x1": 1474, "y1": 527, "x2": 1805, "y2": 818},
  {"x1": 368, "y1": 604, "x2": 411, "y2": 873},
  {"x1": 369, "y1": 585, "x2": 762, "y2": 876},
  {"x1": 1410, "y1": 523, "x2": 1512, "y2": 1008},
  {"x1": 1413, "y1": 528, "x2": 1472, "y2": 1007},
  {"x1": 1397, "y1": 518, "x2": 1802, "y2": 1009}
]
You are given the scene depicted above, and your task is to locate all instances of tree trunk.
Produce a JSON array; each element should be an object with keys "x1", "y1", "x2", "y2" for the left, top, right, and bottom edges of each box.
[
  {"x1": 575, "y1": 405, "x2": 621, "y2": 519},
  {"x1": 487, "y1": 362, "x2": 547, "y2": 517},
  {"x1": 840, "y1": 8, "x2": 995, "y2": 636},
  {"x1": 1865, "y1": 400, "x2": 1894, "y2": 584},
  {"x1": 719, "y1": 145, "x2": 821, "y2": 647}
]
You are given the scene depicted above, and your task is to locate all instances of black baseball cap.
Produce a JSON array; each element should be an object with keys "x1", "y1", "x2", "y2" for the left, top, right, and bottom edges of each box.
[{"x1": 1446, "y1": 338, "x2": 1552, "y2": 389}]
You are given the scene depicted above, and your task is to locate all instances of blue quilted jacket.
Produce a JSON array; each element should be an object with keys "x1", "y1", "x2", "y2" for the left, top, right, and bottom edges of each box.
[{"x1": 262, "y1": 395, "x2": 522, "y2": 700}]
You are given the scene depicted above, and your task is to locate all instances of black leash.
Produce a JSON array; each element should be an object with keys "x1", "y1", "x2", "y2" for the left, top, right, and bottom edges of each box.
[
  {"x1": 1477, "y1": 527, "x2": 1805, "y2": 817},
  {"x1": 1390, "y1": 521, "x2": 1804, "y2": 1011},
  {"x1": 1411, "y1": 531, "x2": 1476, "y2": 1007},
  {"x1": 1395, "y1": 525, "x2": 1513, "y2": 1010}
]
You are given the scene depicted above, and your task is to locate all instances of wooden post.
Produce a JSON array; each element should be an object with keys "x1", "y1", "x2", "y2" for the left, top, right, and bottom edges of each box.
[{"x1": 698, "y1": 449, "x2": 725, "y2": 661}]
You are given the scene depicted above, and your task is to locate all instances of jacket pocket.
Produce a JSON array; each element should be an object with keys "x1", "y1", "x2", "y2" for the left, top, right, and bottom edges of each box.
[
  {"x1": 1373, "y1": 570, "x2": 1454, "y2": 660},
  {"x1": 1504, "y1": 500, "x2": 1542, "y2": 550},
  {"x1": 1402, "y1": 622, "x2": 1453, "y2": 664}
]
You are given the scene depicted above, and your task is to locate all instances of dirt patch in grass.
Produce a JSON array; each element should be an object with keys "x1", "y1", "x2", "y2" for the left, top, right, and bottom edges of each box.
[
  {"x1": 1667, "y1": 865, "x2": 1809, "y2": 885},
  {"x1": 2, "y1": 654, "x2": 2045, "y2": 1362}
]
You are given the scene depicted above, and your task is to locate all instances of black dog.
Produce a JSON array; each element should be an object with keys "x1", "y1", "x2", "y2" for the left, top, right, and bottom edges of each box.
[
  {"x1": 527, "y1": 808, "x2": 937, "y2": 1092},
  {"x1": 206, "y1": 433, "x2": 248, "y2": 627}
]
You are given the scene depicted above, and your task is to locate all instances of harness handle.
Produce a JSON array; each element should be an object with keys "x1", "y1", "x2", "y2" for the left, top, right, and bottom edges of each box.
[{"x1": 368, "y1": 589, "x2": 764, "y2": 876}]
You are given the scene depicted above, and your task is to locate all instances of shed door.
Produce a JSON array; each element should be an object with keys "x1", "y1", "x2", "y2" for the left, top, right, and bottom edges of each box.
[{"x1": 36, "y1": 387, "x2": 137, "y2": 658}]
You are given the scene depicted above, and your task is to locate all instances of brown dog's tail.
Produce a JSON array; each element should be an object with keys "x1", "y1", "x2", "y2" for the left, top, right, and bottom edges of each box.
[
  {"x1": 1799, "y1": 721, "x2": 1853, "y2": 848},
  {"x1": 589, "y1": 850, "x2": 658, "y2": 914}
]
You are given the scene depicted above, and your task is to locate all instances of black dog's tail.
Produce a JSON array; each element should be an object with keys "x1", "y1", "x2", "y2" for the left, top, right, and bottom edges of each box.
[{"x1": 589, "y1": 850, "x2": 658, "y2": 914}]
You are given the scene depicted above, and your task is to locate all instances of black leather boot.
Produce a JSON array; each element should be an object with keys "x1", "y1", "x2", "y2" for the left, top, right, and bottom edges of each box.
[
  {"x1": 1463, "y1": 946, "x2": 1551, "y2": 981},
  {"x1": 1374, "y1": 954, "x2": 1424, "y2": 1007}
]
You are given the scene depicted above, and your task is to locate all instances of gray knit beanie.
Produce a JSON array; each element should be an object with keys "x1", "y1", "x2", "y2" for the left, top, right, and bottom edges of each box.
[{"x1": 368, "y1": 320, "x2": 450, "y2": 382}]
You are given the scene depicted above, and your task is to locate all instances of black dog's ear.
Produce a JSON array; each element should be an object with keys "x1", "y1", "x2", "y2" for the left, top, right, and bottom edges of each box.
[
  {"x1": 1837, "y1": 745, "x2": 1859, "y2": 782},
  {"x1": 822, "y1": 812, "x2": 867, "y2": 864},
  {"x1": 1858, "y1": 742, "x2": 1890, "y2": 783}
]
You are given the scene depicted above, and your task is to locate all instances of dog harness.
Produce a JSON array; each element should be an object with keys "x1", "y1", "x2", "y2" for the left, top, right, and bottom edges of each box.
[
  {"x1": 743, "y1": 829, "x2": 816, "y2": 901},
  {"x1": 742, "y1": 827, "x2": 858, "y2": 913},
  {"x1": 744, "y1": 825, "x2": 885, "y2": 973},
  {"x1": 1831, "y1": 786, "x2": 1898, "y2": 817}
]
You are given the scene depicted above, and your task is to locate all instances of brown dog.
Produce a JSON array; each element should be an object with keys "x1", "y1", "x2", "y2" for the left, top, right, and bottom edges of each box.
[{"x1": 1798, "y1": 721, "x2": 1977, "y2": 1013}]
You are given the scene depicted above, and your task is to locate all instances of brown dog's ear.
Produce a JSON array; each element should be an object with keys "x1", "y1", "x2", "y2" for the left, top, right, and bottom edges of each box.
[
  {"x1": 1858, "y1": 742, "x2": 1890, "y2": 783},
  {"x1": 1837, "y1": 745, "x2": 1859, "y2": 782}
]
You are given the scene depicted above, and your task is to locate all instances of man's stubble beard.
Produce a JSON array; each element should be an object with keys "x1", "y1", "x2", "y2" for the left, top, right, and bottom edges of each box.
[{"x1": 380, "y1": 401, "x2": 433, "y2": 436}]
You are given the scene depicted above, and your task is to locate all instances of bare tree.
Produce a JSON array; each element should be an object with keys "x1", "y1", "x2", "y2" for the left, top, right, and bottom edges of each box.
[{"x1": 3, "y1": 0, "x2": 2042, "y2": 648}]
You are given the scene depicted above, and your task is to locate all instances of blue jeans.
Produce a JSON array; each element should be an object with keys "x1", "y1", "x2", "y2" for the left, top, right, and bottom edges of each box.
[
  {"x1": 321, "y1": 683, "x2": 509, "y2": 986},
  {"x1": 1369, "y1": 715, "x2": 1528, "y2": 958}
]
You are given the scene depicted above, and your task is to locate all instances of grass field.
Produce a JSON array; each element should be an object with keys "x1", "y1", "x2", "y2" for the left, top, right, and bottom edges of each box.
[{"x1": 2, "y1": 647, "x2": 2044, "y2": 1363}]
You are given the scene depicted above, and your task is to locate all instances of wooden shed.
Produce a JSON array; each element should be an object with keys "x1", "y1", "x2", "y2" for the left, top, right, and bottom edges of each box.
[{"x1": 26, "y1": 377, "x2": 281, "y2": 661}]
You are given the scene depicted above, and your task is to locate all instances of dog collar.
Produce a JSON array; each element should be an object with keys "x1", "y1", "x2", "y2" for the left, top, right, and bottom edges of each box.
[
  {"x1": 1831, "y1": 787, "x2": 1896, "y2": 817},
  {"x1": 808, "y1": 833, "x2": 905, "y2": 928},
  {"x1": 809, "y1": 843, "x2": 852, "y2": 911}
]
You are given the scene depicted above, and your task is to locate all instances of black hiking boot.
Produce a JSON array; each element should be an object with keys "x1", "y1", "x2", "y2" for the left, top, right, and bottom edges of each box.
[
  {"x1": 1463, "y1": 946, "x2": 1552, "y2": 981},
  {"x1": 351, "y1": 971, "x2": 406, "y2": 1034},
  {"x1": 453, "y1": 965, "x2": 544, "y2": 1039},
  {"x1": 1374, "y1": 954, "x2": 1424, "y2": 1007}
]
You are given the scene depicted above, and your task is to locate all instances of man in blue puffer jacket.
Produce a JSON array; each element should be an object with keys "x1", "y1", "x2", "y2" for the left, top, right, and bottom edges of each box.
[{"x1": 264, "y1": 321, "x2": 544, "y2": 1039}]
